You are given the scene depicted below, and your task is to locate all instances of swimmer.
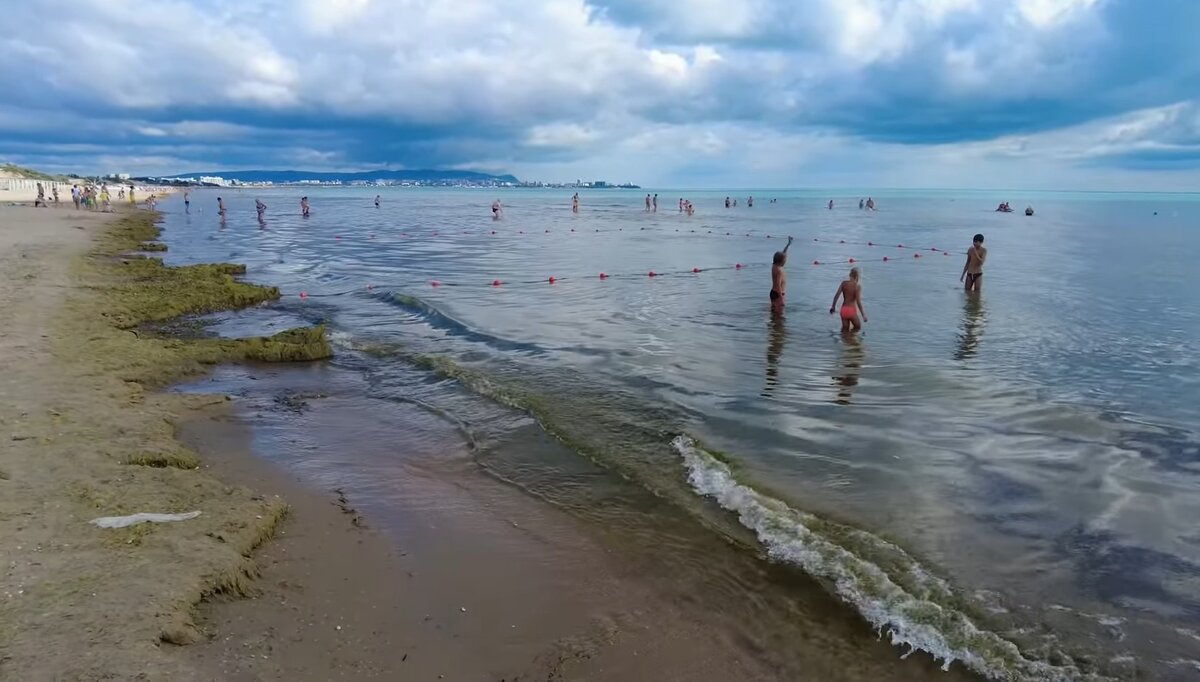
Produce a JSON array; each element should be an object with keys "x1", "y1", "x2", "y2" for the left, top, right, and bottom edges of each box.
[
  {"x1": 769, "y1": 236, "x2": 795, "y2": 316},
  {"x1": 300, "y1": 196, "x2": 310, "y2": 217},
  {"x1": 491, "y1": 199, "x2": 502, "y2": 219},
  {"x1": 961, "y1": 233, "x2": 986, "y2": 293},
  {"x1": 830, "y1": 268, "x2": 867, "y2": 334}
]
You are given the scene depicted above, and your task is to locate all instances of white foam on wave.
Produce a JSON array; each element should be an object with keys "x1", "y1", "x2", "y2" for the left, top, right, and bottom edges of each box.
[{"x1": 671, "y1": 435, "x2": 1116, "y2": 682}]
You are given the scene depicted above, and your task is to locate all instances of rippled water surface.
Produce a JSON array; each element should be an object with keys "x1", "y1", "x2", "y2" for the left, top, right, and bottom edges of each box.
[{"x1": 160, "y1": 188, "x2": 1200, "y2": 679}]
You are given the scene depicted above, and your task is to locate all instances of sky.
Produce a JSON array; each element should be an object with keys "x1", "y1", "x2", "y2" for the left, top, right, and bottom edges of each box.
[{"x1": 1, "y1": 0, "x2": 1198, "y2": 189}]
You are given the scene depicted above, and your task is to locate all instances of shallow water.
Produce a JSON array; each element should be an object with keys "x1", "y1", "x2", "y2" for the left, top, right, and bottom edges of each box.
[{"x1": 161, "y1": 187, "x2": 1200, "y2": 679}]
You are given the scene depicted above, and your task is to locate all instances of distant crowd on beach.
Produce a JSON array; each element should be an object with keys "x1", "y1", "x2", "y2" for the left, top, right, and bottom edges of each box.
[{"x1": 27, "y1": 180, "x2": 159, "y2": 212}]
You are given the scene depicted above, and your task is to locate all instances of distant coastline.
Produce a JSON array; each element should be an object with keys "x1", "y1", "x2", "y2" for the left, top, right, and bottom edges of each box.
[{"x1": 146, "y1": 168, "x2": 640, "y2": 190}]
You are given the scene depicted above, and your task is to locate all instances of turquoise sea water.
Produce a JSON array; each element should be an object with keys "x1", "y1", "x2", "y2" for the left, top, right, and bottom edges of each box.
[{"x1": 161, "y1": 187, "x2": 1200, "y2": 680}]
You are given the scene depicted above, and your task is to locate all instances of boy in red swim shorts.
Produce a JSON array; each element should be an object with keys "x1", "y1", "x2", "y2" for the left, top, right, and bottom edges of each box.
[{"x1": 830, "y1": 267, "x2": 867, "y2": 334}]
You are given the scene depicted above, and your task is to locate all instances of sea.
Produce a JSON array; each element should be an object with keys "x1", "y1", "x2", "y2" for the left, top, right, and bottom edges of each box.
[{"x1": 158, "y1": 187, "x2": 1200, "y2": 680}]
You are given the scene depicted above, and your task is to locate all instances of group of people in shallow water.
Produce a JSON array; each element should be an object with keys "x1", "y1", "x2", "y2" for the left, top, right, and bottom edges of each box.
[
  {"x1": 996, "y1": 202, "x2": 1034, "y2": 216},
  {"x1": 769, "y1": 232, "x2": 987, "y2": 335}
]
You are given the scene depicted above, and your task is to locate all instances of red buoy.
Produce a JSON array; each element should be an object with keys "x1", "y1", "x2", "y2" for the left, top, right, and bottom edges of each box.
[
  {"x1": 813, "y1": 260, "x2": 820, "y2": 265},
  {"x1": 839, "y1": 240, "x2": 845, "y2": 244},
  {"x1": 299, "y1": 292, "x2": 308, "y2": 299},
  {"x1": 692, "y1": 267, "x2": 701, "y2": 273},
  {"x1": 599, "y1": 272, "x2": 608, "y2": 279},
  {"x1": 491, "y1": 230, "x2": 496, "y2": 235},
  {"x1": 735, "y1": 263, "x2": 743, "y2": 269},
  {"x1": 883, "y1": 256, "x2": 889, "y2": 262},
  {"x1": 648, "y1": 271, "x2": 657, "y2": 277},
  {"x1": 868, "y1": 241, "x2": 874, "y2": 246},
  {"x1": 430, "y1": 280, "x2": 440, "y2": 287},
  {"x1": 914, "y1": 253, "x2": 921, "y2": 258},
  {"x1": 897, "y1": 243, "x2": 904, "y2": 248},
  {"x1": 492, "y1": 279, "x2": 501, "y2": 287},
  {"x1": 335, "y1": 235, "x2": 341, "y2": 240},
  {"x1": 848, "y1": 258, "x2": 855, "y2": 263},
  {"x1": 548, "y1": 276, "x2": 556, "y2": 284}
]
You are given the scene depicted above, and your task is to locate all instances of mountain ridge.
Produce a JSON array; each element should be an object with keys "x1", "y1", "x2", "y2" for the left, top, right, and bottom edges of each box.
[{"x1": 163, "y1": 168, "x2": 520, "y2": 184}]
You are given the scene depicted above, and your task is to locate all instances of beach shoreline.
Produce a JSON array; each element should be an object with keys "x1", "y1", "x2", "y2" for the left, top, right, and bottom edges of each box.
[{"x1": 0, "y1": 203, "x2": 799, "y2": 681}]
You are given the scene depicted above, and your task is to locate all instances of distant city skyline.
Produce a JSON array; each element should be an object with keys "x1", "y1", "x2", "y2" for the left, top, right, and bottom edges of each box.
[{"x1": 1, "y1": 1, "x2": 1198, "y2": 190}]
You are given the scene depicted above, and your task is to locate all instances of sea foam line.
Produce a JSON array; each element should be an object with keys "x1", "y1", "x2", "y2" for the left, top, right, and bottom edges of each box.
[{"x1": 671, "y1": 435, "x2": 1114, "y2": 682}]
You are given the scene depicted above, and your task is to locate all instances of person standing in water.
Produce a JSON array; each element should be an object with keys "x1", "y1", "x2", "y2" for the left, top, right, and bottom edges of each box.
[
  {"x1": 645, "y1": 194, "x2": 652, "y2": 211},
  {"x1": 961, "y1": 233, "x2": 986, "y2": 293},
  {"x1": 217, "y1": 196, "x2": 226, "y2": 217},
  {"x1": 652, "y1": 193, "x2": 658, "y2": 212},
  {"x1": 255, "y1": 198, "x2": 267, "y2": 220},
  {"x1": 748, "y1": 196, "x2": 754, "y2": 208},
  {"x1": 374, "y1": 195, "x2": 381, "y2": 208},
  {"x1": 183, "y1": 190, "x2": 190, "y2": 213},
  {"x1": 859, "y1": 198, "x2": 864, "y2": 210},
  {"x1": 769, "y1": 236, "x2": 795, "y2": 317},
  {"x1": 300, "y1": 196, "x2": 310, "y2": 217},
  {"x1": 830, "y1": 268, "x2": 867, "y2": 334},
  {"x1": 828, "y1": 199, "x2": 834, "y2": 210},
  {"x1": 571, "y1": 193, "x2": 579, "y2": 213},
  {"x1": 865, "y1": 197, "x2": 875, "y2": 210},
  {"x1": 491, "y1": 199, "x2": 502, "y2": 219}
]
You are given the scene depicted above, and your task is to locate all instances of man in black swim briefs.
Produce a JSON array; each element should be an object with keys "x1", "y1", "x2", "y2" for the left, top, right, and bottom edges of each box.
[{"x1": 770, "y1": 236, "x2": 794, "y2": 316}]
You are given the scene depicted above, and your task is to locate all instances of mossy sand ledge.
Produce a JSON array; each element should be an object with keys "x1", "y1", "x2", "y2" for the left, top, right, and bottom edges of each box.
[{"x1": 0, "y1": 209, "x2": 328, "y2": 680}]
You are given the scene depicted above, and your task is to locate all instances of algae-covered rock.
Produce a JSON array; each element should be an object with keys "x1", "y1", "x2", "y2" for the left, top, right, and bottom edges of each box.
[
  {"x1": 224, "y1": 325, "x2": 332, "y2": 363},
  {"x1": 138, "y1": 242, "x2": 168, "y2": 252}
]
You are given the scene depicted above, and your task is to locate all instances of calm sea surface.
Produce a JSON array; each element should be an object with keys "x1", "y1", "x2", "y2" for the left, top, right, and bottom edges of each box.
[{"x1": 160, "y1": 187, "x2": 1200, "y2": 680}]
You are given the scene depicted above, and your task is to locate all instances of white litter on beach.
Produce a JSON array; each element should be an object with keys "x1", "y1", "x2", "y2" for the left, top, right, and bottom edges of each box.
[{"x1": 90, "y1": 511, "x2": 202, "y2": 529}]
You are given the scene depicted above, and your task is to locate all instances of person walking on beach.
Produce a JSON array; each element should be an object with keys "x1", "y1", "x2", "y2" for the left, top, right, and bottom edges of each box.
[
  {"x1": 830, "y1": 268, "x2": 867, "y2": 334},
  {"x1": 571, "y1": 193, "x2": 579, "y2": 214},
  {"x1": 770, "y1": 236, "x2": 795, "y2": 317},
  {"x1": 961, "y1": 233, "x2": 986, "y2": 293},
  {"x1": 52, "y1": 185, "x2": 60, "y2": 206},
  {"x1": 128, "y1": 186, "x2": 136, "y2": 206},
  {"x1": 35, "y1": 183, "x2": 46, "y2": 207},
  {"x1": 300, "y1": 196, "x2": 310, "y2": 217},
  {"x1": 100, "y1": 187, "x2": 110, "y2": 212}
]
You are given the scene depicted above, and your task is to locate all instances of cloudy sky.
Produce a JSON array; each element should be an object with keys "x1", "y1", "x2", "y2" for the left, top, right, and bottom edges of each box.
[{"x1": 2, "y1": 0, "x2": 1198, "y2": 189}]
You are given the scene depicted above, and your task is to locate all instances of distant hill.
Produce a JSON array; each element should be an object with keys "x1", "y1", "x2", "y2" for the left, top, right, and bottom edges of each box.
[{"x1": 164, "y1": 169, "x2": 520, "y2": 184}]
